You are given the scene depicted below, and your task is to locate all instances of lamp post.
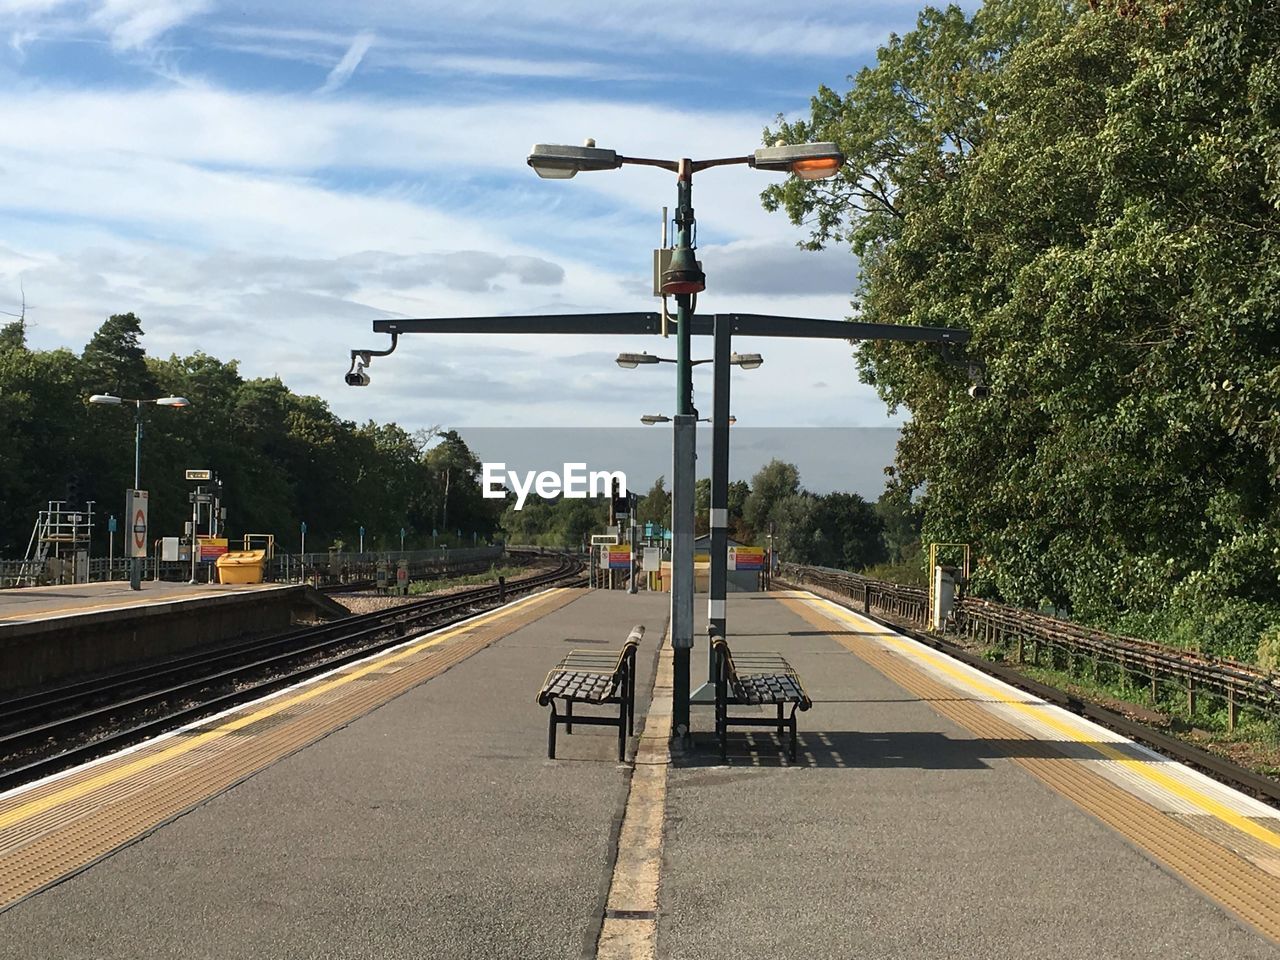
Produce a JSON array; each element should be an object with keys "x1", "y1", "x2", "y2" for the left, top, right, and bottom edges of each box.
[
  {"x1": 531, "y1": 139, "x2": 842, "y2": 741},
  {"x1": 626, "y1": 347, "x2": 757, "y2": 699},
  {"x1": 89, "y1": 393, "x2": 190, "y2": 590}
]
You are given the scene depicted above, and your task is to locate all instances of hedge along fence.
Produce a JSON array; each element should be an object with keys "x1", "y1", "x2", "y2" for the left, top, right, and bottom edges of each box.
[{"x1": 780, "y1": 563, "x2": 1280, "y2": 732}]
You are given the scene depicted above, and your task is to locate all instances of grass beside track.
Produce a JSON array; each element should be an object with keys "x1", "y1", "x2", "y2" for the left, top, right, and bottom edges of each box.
[{"x1": 408, "y1": 564, "x2": 531, "y2": 596}]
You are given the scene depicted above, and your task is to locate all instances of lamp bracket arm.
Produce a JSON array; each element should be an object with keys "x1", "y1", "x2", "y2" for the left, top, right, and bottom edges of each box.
[{"x1": 350, "y1": 332, "x2": 399, "y2": 365}]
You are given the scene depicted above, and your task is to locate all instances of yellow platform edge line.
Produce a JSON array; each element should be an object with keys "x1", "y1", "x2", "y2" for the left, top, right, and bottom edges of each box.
[
  {"x1": 804, "y1": 593, "x2": 1280, "y2": 852},
  {"x1": 0, "y1": 589, "x2": 564, "y2": 831}
]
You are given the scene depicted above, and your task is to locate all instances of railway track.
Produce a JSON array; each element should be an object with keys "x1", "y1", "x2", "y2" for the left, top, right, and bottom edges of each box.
[{"x1": 0, "y1": 553, "x2": 584, "y2": 792}]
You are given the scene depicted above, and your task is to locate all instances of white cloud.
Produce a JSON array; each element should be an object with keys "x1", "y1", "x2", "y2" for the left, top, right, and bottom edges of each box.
[
  {"x1": 0, "y1": 3, "x2": 911, "y2": 433},
  {"x1": 90, "y1": 0, "x2": 212, "y2": 50}
]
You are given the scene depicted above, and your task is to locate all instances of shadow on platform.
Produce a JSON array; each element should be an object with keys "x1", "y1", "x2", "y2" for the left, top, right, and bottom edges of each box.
[{"x1": 676, "y1": 729, "x2": 1167, "y2": 770}]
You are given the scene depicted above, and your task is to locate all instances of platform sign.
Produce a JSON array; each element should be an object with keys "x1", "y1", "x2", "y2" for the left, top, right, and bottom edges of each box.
[
  {"x1": 126, "y1": 489, "x2": 148, "y2": 558},
  {"x1": 604, "y1": 546, "x2": 632, "y2": 570},
  {"x1": 728, "y1": 546, "x2": 765, "y2": 571},
  {"x1": 185, "y1": 468, "x2": 213, "y2": 481},
  {"x1": 198, "y1": 537, "x2": 229, "y2": 563},
  {"x1": 643, "y1": 547, "x2": 662, "y2": 571},
  {"x1": 590, "y1": 533, "x2": 619, "y2": 546}
]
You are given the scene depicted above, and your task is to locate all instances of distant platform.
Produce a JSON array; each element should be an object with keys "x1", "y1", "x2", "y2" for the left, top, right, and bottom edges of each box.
[
  {"x1": 0, "y1": 579, "x2": 347, "y2": 694},
  {"x1": 0, "y1": 579, "x2": 291, "y2": 626}
]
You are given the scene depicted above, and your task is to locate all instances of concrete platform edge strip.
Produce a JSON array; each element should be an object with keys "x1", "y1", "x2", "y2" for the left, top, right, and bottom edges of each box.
[
  {"x1": 784, "y1": 593, "x2": 1280, "y2": 944},
  {"x1": 596, "y1": 622, "x2": 673, "y2": 960},
  {"x1": 0, "y1": 588, "x2": 577, "y2": 914}
]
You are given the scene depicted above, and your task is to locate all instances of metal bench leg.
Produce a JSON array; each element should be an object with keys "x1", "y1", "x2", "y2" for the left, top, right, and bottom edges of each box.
[
  {"x1": 548, "y1": 704, "x2": 558, "y2": 760},
  {"x1": 776, "y1": 702, "x2": 785, "y2": 736},
  {"x1": 717, "y1": 702, "x2": 727, "y2": 762},
  {"x1": 789, "y1": 706, "x2": 799, "y2": 762},
  {"x1": 618, "y1": 701, "x2": 627, "y2": 762},
  {"x1": 627, "y1": 661, "x2": 636, "y2": 735},
  {"x1": 565, "y1": 699, "x2": 573, "y2": 734}
]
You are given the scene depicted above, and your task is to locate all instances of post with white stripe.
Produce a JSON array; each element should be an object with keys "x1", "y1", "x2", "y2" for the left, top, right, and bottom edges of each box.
[{"x1": 694, "y1": 314, "x2": 733, "y2": 701}]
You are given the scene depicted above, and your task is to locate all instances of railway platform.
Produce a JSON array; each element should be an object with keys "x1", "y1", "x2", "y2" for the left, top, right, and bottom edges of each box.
[
  {"x1": 0, "y1": 587, "x2": 1278, "y2": 959},
  {"x1": 0, "y1": 579, "x2": 346, "y2": 693}
]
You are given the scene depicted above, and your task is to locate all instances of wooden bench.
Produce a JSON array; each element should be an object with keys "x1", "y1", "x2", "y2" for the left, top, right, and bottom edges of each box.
[
  {"x1": 537, "y1": 625, "x2": 644, "y2": 761},
  {"x1": 712, "y1": 629, "x2": 812, "y2": 761}
]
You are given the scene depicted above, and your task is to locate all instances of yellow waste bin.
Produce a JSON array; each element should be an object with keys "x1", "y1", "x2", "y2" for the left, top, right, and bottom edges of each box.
[{"x1": 216, "y1": 549, "x2": 267, "y2": 585}]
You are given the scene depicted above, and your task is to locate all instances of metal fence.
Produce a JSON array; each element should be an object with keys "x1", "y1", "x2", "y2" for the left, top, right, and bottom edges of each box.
[
  {"x1": 1, "y1": 545, "x2": 507, "y2": 588},
  {"x1": 272, "y1": 545, "x2": 504, "y2": 585},
  {"x1": 781, "y1": 562, "x2": 1280, "y2": 731}
]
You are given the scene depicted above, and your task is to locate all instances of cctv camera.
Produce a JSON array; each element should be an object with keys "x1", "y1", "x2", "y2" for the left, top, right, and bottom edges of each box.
[
  {"x1": 967, "y1": 383, "x2": 991, "y2": 399},
  {"x1": 345, "y1": 366, "x2": 371, "y2": 387}
]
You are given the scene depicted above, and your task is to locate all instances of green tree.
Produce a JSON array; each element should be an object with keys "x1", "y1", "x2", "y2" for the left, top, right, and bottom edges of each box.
[
  {"x1": 767, "y1": 0, "x2": 1280, "y2": 659},
  {"x1": 636, "y1": 476, "x2": 671, "y2": 529},
  {"x1": 742, "y1": 460, "x2": 800, "y2": 539}
]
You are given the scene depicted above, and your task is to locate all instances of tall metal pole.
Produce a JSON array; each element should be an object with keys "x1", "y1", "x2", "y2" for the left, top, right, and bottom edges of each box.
[
  {"x1": 133, "y1": 401, "x2": 142, "y2": 489},
  {"x1": 130, "y1": 401, "x2": 142, "y2": 591},
  {"x1": 628, "y1": 509, "x2": 638, "y2": 594},
  {"x1": 707, "y1": 314, "x2": 732, "y2": 676},
  {"x1": 669, "y1": 158, "x2": 696, "y2": 739}
]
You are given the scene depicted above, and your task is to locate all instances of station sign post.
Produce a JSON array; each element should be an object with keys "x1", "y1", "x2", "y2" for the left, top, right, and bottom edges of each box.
[{"x1": 125, "y1": 489, "x2": 148, "y2": 591}]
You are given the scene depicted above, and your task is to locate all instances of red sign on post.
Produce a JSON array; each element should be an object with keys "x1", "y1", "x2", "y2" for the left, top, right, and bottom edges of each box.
[{"x1": 126, "y1": 489, "x2": 149, "y2": 559}]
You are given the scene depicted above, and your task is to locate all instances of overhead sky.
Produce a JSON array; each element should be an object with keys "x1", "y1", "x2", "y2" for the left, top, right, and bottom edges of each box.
[{"x1": 0, "y1": 1, "x2": 931, "y2": 453}]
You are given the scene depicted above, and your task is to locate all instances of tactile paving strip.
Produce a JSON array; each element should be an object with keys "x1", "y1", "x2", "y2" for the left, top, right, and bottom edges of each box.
[
  {"x1": 782, "y1": 596, "x2": 1280, "y2": 943},
  {"x1": 0, "y1": 588, "x2": 579, "y2": 912}
]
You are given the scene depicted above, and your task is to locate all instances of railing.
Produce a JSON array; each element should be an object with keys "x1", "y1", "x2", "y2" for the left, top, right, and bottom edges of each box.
[
  {"x1": 780, "y1": 562, "x2": 1280, "y2": 731},
  {"x1": 1, "y1": 545, "x2": 507, "y2": 588},
  {"x1": 270, "y1": 545, "x2": 504, "y2": 585}
]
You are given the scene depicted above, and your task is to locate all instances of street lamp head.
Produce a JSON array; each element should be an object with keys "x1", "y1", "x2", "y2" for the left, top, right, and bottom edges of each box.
[
  {"x1": 527, "y1": 140, "x2": 622, "y2": 179},
  {"x1": 156, "y1": 396, "x2": 190, "y2": 407},
  {"x1": 640, "y1": 414, "x2": 671, "y2": 425},
  {"x1": 659, "y1": 245, "x2": 706, "y2": 295},
  {"x1": 751, "y1": 141, "x2": 845, "y2": 181},
  {"x1": 617, "y1": 352, "x2": 661, "y2": 368},
  {"x1": 88, "y1": 394, "x2": 122, "y2": 405},
  {"x1": 730, "y1": 352, "x2": 763, "y2": 370}
]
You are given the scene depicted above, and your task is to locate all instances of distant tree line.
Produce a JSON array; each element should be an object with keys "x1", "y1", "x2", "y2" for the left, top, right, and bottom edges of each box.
[
  {"x1": 0, "y1": 313, "x2": 502, "y2": 556},
  {"x1": 507, "y1": 457, "x2": 899, "y2": 573}
]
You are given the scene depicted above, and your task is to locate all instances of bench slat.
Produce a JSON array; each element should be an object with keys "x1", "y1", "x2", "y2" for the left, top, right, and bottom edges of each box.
[{"x1": 543, "y1": 669, "x2": 617, "y2": 703}]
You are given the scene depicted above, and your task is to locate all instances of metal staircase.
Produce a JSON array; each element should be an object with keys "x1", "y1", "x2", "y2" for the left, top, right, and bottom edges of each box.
[{"x1": 21, "y1": 501, "x2": 95, "y2": 585}]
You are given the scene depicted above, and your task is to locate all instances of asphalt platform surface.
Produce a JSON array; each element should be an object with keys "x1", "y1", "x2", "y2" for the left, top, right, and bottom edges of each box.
[
  {"x1": 4, "y1": 588, "x2": 1277, "y2": 959},
  {"x1": 0, "y1": 588, "x2": 667, "y2": 960},
  {"x1": 659, "y1": 593, "x2": 1280, "y2": 960}
]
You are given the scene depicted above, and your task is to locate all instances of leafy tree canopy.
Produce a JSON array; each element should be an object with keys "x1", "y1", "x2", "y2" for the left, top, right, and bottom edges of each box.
[{"x1": 765, "y1": 0, "x2": 1280, "y2": 659}]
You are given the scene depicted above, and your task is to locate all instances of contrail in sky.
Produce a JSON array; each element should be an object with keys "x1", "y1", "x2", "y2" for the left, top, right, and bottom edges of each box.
[{"x1": 319, "y1": 30, "x2": 375, "y2": 94}]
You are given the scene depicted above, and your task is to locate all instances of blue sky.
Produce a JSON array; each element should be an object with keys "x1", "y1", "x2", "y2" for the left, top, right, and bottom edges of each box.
[{"x1": 0, "y1": 1, "x2": 932, "y2": 434}]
